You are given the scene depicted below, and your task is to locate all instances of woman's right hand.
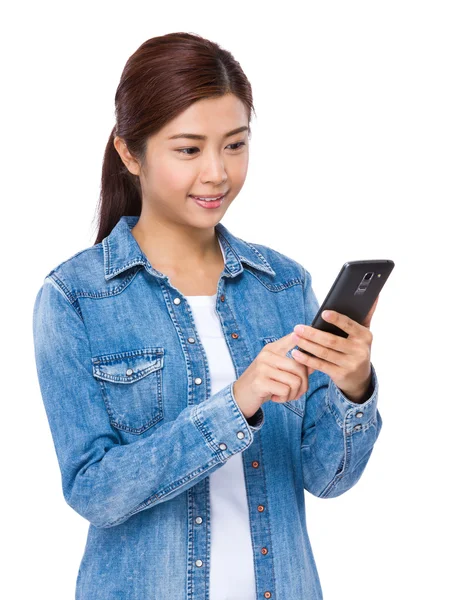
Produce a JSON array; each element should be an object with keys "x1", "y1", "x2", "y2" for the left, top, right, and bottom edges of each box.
[{"x1": 232, "y1": 332, "x2": 316, "y2": 419}]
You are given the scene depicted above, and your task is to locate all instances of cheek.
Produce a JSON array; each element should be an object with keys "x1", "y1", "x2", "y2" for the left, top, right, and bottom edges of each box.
[
  {"x1": 232, "y1": 150, "x2": 249, "y2": 182},
  {"x1": 148, "y1": 156, "x2": 193, "y2": 195}
]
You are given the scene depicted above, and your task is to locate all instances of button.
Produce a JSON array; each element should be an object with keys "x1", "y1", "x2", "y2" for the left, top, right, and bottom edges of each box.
[
  {"x1": 219, "y1": 443, "x2": 227, "y2": 451},
  {"x1": 126, "y1": 368, "x2": 133, "y2": 376},
  {"x1": 264, "y1": 592, "x2": 272, "y2": 598},
  {"x1": 354, "y1": 424, "x2": 362, "y2": 432},
  {"x1": 195, "y1": 559, "x2": 203, "y2": 567},
  {"x1": 220, "y1": 295, "x2": 225, "y2": 302},
  {"x1": 356, "y1": 411, "x2": 364, "y2": 418},
  {"x1": 257, "y1": 505, "x2": 265, "y2": 512},
  {"x1": 174, "y1": 298, "x2": 181, "y2": 305},
  {"x1": 236, "y1": 431, "x2": 245, "y2": 439},
  {"x1": 231, "y1": 332, "x2": 239, "y2": 339},
  {"x1": 195, "y1": 516, "x2": 203, "y2": 524},
  {"x1": 252, "y1": 461, "x2": 259, "y2": 468},
  {"x1": 261, "y1": 547, "x2": 268, "y2": 555},
  {"x1": 195, "y1": 377, "x2": 202, "y2": 385},
  {"x1": 187, "y1": 337, "x2": 195, "y2": 343}
]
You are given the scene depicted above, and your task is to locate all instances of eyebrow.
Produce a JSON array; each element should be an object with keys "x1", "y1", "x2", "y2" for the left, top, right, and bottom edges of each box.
[{"x1": 168, "y1": 126, "x2": 249, "y2": 141}]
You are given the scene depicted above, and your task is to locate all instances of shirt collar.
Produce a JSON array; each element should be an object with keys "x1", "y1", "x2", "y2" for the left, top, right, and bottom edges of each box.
[{"x1": 103, "y1": 215, "x2": 276, "y2": 281}]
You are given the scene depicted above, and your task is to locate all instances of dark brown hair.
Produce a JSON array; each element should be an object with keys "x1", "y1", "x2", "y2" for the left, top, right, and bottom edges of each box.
[{"x1": 92, "y1": 32, "x2": 256, "y2": 244}]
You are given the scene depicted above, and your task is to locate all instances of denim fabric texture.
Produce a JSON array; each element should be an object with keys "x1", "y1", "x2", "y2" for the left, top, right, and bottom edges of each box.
[{"x1": 32, "y1": 215, "x2": 382, "y2": 599}]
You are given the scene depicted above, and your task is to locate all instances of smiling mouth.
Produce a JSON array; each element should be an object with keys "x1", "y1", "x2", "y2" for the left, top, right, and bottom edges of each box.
[
  {"x1": 189, "y1": 193, "x2": 227, "y2": 208},
  {"x1": 189, "y1": 192, "x2": 228, "y2": 201}
]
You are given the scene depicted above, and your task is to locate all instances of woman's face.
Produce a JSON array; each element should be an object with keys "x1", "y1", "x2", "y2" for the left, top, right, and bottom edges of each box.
[{"x1": 119, "y1": 93, "x2": 250, "y2": 228}]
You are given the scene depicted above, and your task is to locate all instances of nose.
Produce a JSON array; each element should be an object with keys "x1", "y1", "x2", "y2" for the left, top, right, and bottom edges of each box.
[{"x1": 199, "y1": 149, "x2": 228, "y2": 186}]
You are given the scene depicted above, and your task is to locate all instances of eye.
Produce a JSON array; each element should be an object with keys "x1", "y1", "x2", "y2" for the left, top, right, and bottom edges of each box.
[
  {"x1": 228, "y1": 141, "x2": 246, "y2": 152},
  {"x1": 175, "y1": 141, "x2": 246, "y2": 156}
]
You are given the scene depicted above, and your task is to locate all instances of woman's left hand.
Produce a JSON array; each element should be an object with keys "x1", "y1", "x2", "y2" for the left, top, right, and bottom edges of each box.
[{"x1": 291, "y1": 295, "x2": 379, "y2": 403}]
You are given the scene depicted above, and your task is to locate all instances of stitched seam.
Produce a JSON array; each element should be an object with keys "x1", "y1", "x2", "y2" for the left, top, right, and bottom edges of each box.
[
  {"x1": 47, "y1": 274, "x2": 83, "y2": 321},
  {"x1": 192, "y1": 406, "x2": 226, "y2": 459},
  {"x1": 244, "y1": 268, "x2": 302, "y2": 291},
  {"x1": 255, "y1": 422, "x2": 278, "y2": 595}
]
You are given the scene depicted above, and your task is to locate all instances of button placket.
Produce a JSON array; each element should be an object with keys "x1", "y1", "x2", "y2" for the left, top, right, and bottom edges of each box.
[
  {"x1": 173, "y1": 290, "x2": 267, "y2": 589},
  {"x1": 173, "y1": 292, "x2": 206, "y2": 575}
]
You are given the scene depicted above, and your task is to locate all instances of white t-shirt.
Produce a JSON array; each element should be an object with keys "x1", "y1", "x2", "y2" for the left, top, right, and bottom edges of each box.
[{"x1": 184, "y1": 238, "x2": 256, "y2": 600}]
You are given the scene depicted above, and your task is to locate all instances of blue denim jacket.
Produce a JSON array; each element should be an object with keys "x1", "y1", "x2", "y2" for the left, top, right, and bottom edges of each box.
[{"x1": 32, "y1": 215, "x2": 382, "y2": 600}]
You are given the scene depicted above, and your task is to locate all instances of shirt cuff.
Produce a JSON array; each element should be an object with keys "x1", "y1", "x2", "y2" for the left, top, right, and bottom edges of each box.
[
  {"x1": 325, "y1": 362, "x2": 379, "y2": 432},
  {"x1": 194, "y1": 382, "x2": 265, "y2": 461}
]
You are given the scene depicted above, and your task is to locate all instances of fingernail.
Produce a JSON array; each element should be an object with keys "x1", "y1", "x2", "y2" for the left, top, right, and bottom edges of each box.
[{"x1": 294, "y1": 324, "x2": 305, "y2": 334}]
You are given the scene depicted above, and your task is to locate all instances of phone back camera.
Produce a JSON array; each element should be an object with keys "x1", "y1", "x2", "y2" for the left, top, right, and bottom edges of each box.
[{"x1": 356, "y1": 272, "x2": 374, "y2": 294}]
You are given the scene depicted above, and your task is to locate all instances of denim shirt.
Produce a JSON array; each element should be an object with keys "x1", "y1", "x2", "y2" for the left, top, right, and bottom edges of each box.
[{"x1": 32, "y1": 215, "x2": 382, "y2": 600}]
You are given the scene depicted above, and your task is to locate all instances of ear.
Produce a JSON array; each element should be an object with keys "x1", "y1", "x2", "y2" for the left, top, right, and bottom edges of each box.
[{"x1": 114, "y1": 136, "x2": 141, "y2": 177}]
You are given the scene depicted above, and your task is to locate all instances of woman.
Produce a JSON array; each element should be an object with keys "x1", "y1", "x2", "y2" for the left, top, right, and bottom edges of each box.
[{"x1": 33, "y1": 32, "x2": 382, "y2": 600}]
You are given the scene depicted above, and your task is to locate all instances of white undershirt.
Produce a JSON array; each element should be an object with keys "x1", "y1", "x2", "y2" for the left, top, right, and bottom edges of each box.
[{"x1": 184, "y1": 238, "x2": 256, "y2": 600}]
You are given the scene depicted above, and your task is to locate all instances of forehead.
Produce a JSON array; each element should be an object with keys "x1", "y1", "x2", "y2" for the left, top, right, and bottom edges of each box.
[{"x1": 154, "y1": 94, "x2": 249, "y2": 144}]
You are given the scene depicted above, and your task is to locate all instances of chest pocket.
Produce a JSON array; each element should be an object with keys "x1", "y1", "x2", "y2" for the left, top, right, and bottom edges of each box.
[
  {"x1": 262, "y1": 336, "x2": 305, "y2": 418},
  {"x1": 92, "y1": 347, "x2": 165, "y2": 434}
]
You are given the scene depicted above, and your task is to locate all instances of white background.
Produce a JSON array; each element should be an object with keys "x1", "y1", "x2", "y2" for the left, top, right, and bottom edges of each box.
[{"x1": 2, "y1": 0, "x2": 466, "y2": 598}]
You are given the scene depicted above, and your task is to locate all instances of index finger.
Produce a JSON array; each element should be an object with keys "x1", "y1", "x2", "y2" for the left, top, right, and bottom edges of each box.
[
  {"x1": 268, "y1": 332, "x2": 316, "y2": 378},
  {"x1": 268, "y1": 332, "x2": 300, "y2": 355}
]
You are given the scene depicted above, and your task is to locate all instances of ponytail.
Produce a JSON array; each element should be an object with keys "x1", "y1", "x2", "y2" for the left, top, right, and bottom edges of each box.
[{"x1": 92, "y1": 125, "x2": 142, "y2": 245}]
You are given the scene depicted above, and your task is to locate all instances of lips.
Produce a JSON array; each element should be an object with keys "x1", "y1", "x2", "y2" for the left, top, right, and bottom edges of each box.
[
  {"x1": 189, "y1": 193, "x2": 227, "y2": 201},
  {"x1": 190, "y1": 194, "x2": 225, "y2": 209}
]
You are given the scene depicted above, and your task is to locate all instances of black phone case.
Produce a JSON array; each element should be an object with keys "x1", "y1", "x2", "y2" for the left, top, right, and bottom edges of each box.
[{"x1": 297, "y1": 259, "x2": 395, "y2": 358}]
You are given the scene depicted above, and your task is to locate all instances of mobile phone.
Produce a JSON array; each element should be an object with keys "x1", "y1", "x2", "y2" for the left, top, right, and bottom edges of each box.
[{"x1": 297, "y1": 259, "x2": 395, "y2": 358}]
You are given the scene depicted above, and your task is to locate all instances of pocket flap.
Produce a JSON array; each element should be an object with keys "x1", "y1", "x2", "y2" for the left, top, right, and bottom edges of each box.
[{"x1": 92, "y1": 348, "x2": 164, "y2": 383}]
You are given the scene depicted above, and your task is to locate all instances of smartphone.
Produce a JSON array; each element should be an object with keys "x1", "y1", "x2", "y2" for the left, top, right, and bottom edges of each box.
[{"x1": 297, "y1": 259, "x2": 395, "y2": 358}]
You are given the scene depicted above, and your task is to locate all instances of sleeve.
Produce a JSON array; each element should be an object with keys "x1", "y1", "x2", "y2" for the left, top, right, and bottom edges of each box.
[
  {"x1": 32, "y1": 275, "x2": 265, "y2": 529},
  {"x1": 299, "y1": 267, "x2": 383, "y2": 499}
]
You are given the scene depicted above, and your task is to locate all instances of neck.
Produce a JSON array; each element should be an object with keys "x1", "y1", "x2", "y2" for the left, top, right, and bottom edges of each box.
[{"x1": 130, "y1": 215, "x2": 221, "y2": 270}]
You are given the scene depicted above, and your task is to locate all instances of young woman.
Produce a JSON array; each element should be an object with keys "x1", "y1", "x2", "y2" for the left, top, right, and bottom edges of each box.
[{"x1": 33, "y1": 32, "x2": 382, "y2": 600}]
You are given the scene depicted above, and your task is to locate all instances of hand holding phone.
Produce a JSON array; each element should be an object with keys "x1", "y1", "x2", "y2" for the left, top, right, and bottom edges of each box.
[{"x1": 297, "y1": 259, "x2": 394, "y2": 358}]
